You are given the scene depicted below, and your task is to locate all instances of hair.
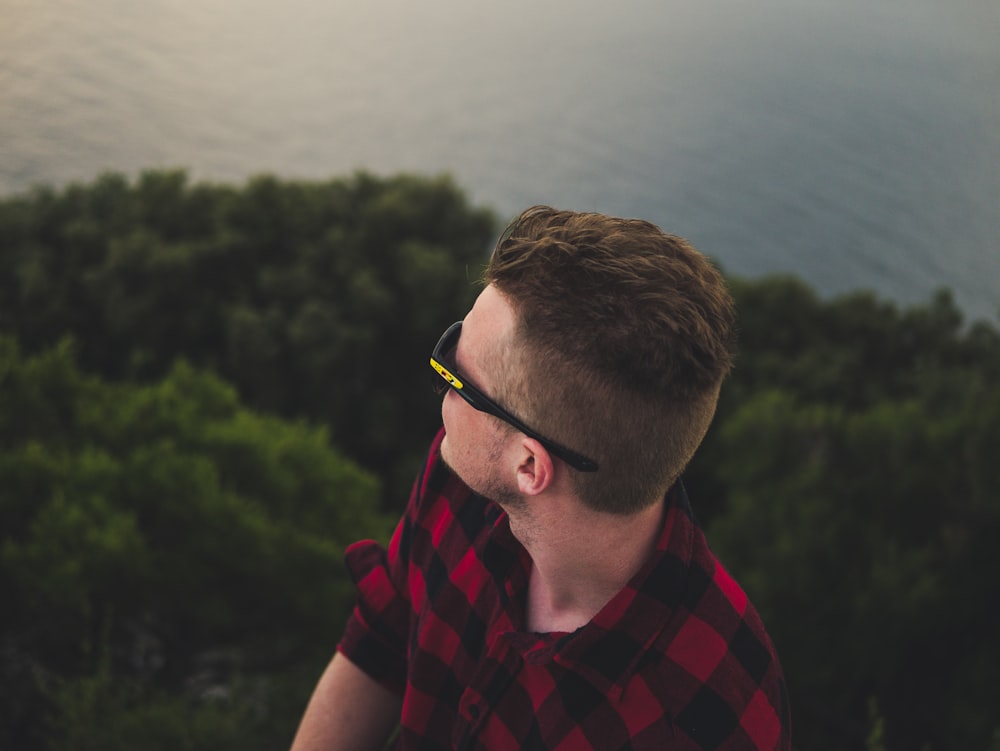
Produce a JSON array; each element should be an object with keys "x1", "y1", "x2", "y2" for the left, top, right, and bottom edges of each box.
[{"x1": 483, "y1": 206, "x2": 737, "y2": 515}]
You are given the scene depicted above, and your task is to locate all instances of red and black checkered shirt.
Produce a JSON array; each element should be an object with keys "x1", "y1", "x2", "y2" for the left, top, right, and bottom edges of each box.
[{"x1": 339, "y1": 429, "x2": 791, "y2": 750}]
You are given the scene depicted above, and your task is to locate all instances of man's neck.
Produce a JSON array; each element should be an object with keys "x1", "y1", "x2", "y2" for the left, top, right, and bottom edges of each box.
[{"x1": 509, "y1": 495, "x2": 666, "y2": 634}]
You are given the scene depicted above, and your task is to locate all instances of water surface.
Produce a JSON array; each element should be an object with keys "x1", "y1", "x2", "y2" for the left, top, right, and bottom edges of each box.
[{"x1": 2, "y1": 0, "x2": 998, "y2": 320}]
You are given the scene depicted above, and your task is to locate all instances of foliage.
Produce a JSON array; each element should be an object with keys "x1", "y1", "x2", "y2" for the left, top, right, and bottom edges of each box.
[
  {"x1": 0, "y1": 170, "x2": 496, "y2": 503},
  {"x1": 2, "y1": 174, "x2": 999, "y2": 751},
  {"x1": 0, "y1": 337, "x2": 391, "y2": 750},
  {"x1": 688, "y1": 276, "x2": 1000, "y2": 751}
]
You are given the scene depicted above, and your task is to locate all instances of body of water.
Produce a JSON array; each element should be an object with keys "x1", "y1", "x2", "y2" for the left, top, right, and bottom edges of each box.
[{"x1": 1, "y1": 0, "x2": 998, "y2": 321}]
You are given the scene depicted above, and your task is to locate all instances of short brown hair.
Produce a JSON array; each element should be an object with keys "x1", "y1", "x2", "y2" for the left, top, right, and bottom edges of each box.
[{"x1": 484, "y1": 206, "x2": 736, "y2": 514}]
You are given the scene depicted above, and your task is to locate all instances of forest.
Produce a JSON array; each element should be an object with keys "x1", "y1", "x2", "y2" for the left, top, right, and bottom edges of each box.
[{"x1": 1, "y1": 170, "x2": 998, "y2": 751}]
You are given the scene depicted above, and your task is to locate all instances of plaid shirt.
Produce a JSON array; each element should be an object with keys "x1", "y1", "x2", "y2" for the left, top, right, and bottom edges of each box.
[{"x1": 339, "y1": 429, "x2": 791, "y2": 750}]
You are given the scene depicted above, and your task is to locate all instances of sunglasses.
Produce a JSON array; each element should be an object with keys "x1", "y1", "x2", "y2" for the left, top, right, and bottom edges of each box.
[{"x1": 430, "y1": 321, "x2": 599, "y2": 472}]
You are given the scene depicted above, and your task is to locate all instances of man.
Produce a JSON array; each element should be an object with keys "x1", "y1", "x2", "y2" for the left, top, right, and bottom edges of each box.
[{"x1": 291, "y1": 207, "x2": 791, "y2": 750}]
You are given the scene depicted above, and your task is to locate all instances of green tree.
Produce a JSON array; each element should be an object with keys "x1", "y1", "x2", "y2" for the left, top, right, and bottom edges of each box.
[
  {"x1": 684, "y1": 278, "x2": 1000, "y2": 750},
  {"x1": 6, "y1": 171, "x2": 1000, "y2": 751},
  {"x1": 0, "y1": 336, "x2": 392, "y2": 750},
  {"x1": 0, "y1": 171, "x2": 497, "y2": 506}
]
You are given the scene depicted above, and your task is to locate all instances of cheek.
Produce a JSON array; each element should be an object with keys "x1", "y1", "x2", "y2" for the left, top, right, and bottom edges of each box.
[
  {"x1": 440, "y1": 390, "x2": 467, "y2": 463},
  {"x1": 441, "y1": 388, "x2": 459, "y2": 429},
  {"x1": 440, "y1": 391, "x2": 473, "y2": 471}
]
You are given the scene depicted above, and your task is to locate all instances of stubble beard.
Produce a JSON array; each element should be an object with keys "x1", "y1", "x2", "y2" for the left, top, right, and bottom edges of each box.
[{"x1": 441, "y1": 430, "x2": 524, "y2": 511}]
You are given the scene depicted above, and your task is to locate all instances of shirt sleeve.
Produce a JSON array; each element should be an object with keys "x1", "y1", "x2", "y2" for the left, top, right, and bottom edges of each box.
[{"x1": 336, "y1": 429, "x2": 444, "y2": 695}]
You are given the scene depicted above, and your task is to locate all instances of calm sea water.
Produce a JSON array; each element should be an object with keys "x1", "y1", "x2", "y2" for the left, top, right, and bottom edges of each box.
[{"x1": 2, "y1": 0, "x2": 998, "y2": 322}]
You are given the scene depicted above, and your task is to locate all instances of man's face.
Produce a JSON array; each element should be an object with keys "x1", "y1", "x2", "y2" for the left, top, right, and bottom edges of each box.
[{"x1": 439, "y1": 285, "x2": 521, "y2": 504}]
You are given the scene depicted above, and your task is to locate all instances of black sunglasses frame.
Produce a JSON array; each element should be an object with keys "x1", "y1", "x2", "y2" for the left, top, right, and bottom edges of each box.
[{"x1": 430, "y1": 321, "x2": 599, "y2": 472}]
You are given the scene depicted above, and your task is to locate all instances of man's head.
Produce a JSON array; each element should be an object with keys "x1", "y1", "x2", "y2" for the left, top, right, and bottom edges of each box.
[{"x1": 475, "y1": 206, "x2": 737, "y2": 515}]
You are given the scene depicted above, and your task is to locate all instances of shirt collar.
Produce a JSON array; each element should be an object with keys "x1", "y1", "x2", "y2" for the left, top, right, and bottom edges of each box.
[{"x1": 485, "y1": 482, "x2": 698, "y2": 699}]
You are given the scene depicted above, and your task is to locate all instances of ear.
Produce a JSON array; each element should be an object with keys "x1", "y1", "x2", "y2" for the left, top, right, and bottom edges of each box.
[{"x1": 515, "y1": 437, "x2": 556, "y2": 496}]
